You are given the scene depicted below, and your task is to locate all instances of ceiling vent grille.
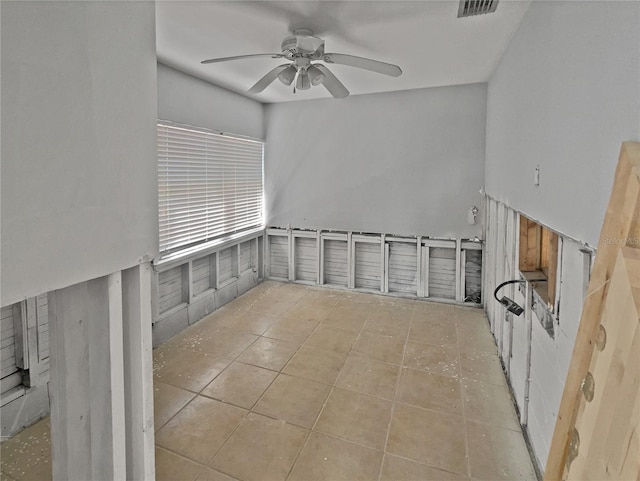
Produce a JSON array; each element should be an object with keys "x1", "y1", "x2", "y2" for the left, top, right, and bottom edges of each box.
[{"x1": 458, "y1": 0, "x2": 498, "y2": 17}]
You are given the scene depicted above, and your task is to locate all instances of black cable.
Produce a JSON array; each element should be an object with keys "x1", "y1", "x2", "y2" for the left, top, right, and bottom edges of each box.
[{"x1": 493, "y1": 278, "x2": 547, "y2": 304}]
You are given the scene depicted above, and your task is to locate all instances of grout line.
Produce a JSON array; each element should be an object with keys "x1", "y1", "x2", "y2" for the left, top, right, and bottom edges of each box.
[
  {"x1": 377, "y1": 301, "x2": 414, "y2": 481},
  {"x1": 456, "y1": 312, "x2": 473, "y2": 480}
]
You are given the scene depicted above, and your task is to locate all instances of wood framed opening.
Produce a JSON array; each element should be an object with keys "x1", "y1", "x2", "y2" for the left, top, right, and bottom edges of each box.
[{"x1": 519, "y1": 214, "x2": 559, "y2": 307}]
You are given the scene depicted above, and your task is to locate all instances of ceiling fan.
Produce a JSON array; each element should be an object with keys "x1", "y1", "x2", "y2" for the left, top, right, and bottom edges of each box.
[{"x1": 201, "y1": 29, "x2": 402, "y2": 98}]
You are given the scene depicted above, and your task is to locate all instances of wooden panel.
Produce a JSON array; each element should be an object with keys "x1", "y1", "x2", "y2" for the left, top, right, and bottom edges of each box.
[
  {"x1": 464, "y1": 249, "x2": 482, "y2": 303},
  {"x1": 568, "y1": 248, "x2": 640, "y2": 480},
  {"x1": 519, "y1": 216, "x2": 541, "y2": 271},
  {"x1": 295, "y1": 237, "x2": 317, "y2": 283},
  {"x1": 1, "y1": 306, "x2": 14, "y2": 336},
  {"x1": 192, "y1": 255, "x2": 211, "y2": 296},
  {"x1": 388, "y1": 242, "x2": 417, "y2": 294},
  {"x1": 0, "y1": 305, "x2": 19, "y2": 386},
  {"x1": 354, "y1": 242, "x2": 381, "y2": 290},
  {"x1": 546, "y1": 142, "x2": 640, "y2": 480},
  {"x1": 269, "y1": 235, "x2": 289, "y2": 279},
  {"x1": 218, "y1": 247, "x2": 234, "y2": 284},
  {"x1": 324, "y1": 240, "x2": 348, "y2": 287},
  {"x1": 158, "y1": 265, "x2": 184, "y2": 314},
  {"x1": 239, "y1": 241, "x2": 252, "y2": 273},
  {"x1": 0, "y1": 371, "x2": 23, "y2": 395},
  {"x1": 429, "y1": 247, "x2": 456, "y2": 299},
  {"x1": 36, "y1": 293, "x2": 49, "y2": 362}
]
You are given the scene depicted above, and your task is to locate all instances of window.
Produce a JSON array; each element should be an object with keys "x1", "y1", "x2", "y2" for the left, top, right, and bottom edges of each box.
[
  {"x1": 519, "y1": 214, "x2": 559, "y2": 307},
  {"x1": 158, "y1": 121, "x2": 264, "y2": 253}
]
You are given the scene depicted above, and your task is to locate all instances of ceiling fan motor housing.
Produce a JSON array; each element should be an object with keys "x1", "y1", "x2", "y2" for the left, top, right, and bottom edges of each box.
[{"x1": 281, "y1": 30, "x2": 324, "y2": 57}]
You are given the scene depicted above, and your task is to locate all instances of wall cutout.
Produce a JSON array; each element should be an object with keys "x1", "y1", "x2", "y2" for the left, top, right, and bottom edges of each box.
[{"x1": 519, "y1": 215, "x2": 559, "y2": 310}]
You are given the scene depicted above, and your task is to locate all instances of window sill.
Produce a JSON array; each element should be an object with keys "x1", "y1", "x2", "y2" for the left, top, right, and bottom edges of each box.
[{"x1": 154, "y1": 227, "x2": 264, "y2": 272}]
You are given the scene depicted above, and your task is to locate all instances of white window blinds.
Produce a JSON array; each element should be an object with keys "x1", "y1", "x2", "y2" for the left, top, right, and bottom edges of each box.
[{"x1": 158, "y1": 121, "x2": 264, "y2": 253}]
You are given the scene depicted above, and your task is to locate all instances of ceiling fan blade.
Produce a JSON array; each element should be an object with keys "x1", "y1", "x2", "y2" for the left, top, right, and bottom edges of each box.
[
  {"x1": 313, "y1": 64, "x2": 349, "y2": 98},
  {"x1": 248, "y1": 64, "x2": 291, "y2": 94},
  {"x1": 201, "y1": 53, "x2": 284, "y2": 64},
  {"x1": 322, "y1": 53, "x2": 402, "y2": 77}
]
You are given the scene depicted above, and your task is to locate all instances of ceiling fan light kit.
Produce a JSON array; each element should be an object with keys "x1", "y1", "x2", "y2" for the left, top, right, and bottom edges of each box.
[
  {"x1": 277, "y1": 65, "x2": 297, "y2": 86},
  {"x1": 201, "y1": 29, "x2": 402, "y2": 99}
]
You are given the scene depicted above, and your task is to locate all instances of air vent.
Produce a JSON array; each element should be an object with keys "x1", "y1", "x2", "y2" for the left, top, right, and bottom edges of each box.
[{"x1": 458, "y1": 0, "x2": 498, "y2": 17}]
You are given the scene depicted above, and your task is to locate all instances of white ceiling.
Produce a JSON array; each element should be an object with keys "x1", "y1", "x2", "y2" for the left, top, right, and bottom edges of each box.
[{"x1": 156, "y1": 1, "x2": 531, "y2": 103}]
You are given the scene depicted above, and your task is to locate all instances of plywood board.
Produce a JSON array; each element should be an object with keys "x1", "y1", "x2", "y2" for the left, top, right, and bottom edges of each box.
[{"x1": 545, "y1": 142, "x2": 640, "y2": 480}]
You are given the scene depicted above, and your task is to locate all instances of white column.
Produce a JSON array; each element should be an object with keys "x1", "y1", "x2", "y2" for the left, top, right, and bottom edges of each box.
[
  {"x1": 49, "y1": 264, "x2": 155, "y2": 481},
  {"x1": 122, "y1": 262, "x2": 156, "y2": 480},
  {"x1": 49, "y1": 273, "x2": 126, "y2": 481}
]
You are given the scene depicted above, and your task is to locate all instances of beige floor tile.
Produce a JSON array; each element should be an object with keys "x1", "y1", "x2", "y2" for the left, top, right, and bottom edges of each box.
[
  {"x1": 201, "y1": 362, "x2": 277, "y2": 409},
  {"x1": 380, "y1": 454, "x2": 469, "y2": 481},
  {"x1": 247, "y1": 280, "x2": 283, "y2": 295},
  {"x1": 353, "y1": 331, "x2": 405, "y2": 365},
  {"x1": 263, "y1": 317, "x2": 318, "y2": 344},
  {"x1": 409, "y1": 320, "x2": 458, "y2": 347},
  {"x1": 321, "y1": 305, "x2": 370, "y2": 333},
  {"x1": 153, "y1": 340, "x2": 187, "y2": 371},
  {"x1": 387, "y1": 403, "x2": 467, "y2": 476},
  {"x1": 302, "y1": 287, "x2": 344, "y2": 306},
  {"x1": 362, "y1": 315, "x2": 410, "y2": 338},
  {"x1": 155, "y1": 396, "x2": 247, "y2": 465},
  {"x1": 460, "y1": 352, "x2": 507, "y2": 386},
  {"x1": 181, "y1": 309, "x2": 235, "y2": 337},
  {"x1": 466, "y1": 421, "x2": 537, "y2": 480},
  {"x1": 210, "y1": 413, "x2": 308, "y2": 481},
  {"x1": 181, "y1": 329, "x2": 259, "y2": 358},
  {"x1": 284, "y1": 301, "x2": 331, "y2": 323},
  {"x1": 154, "y1": 381, "x2": 197, "y2": 430},
  {"x1": 250, "y1": 296, "x2": 299, "y2": 316},
  {"x1": 457, "y1": 332, "x2": 498, "y2": 355},
  {"x1": 403, "y1": 340, "x2": 459, "y2": 378},
  {"x1": 375, "y1": 296, "x2": 415, "y2": 310},
  {"x1": 225, "y1": 290, "x2": 269, "y2": 312},
  {"x1": 462, "y1": 379, "x2": 520, "y2": 430},
  {"x1": 0, "y1": 417, "x2": 51, "y2": 481},
  {"x1": 376, "y1": 302, "x2": 413, "y2": 321},
  {"x1": 288, "y1": 432, "x2": 383, "y2": 481},
  {"x1": 216, "y1": 310, "x2": 278, "y2": 336},
  {"x1": 412, "y1": 302, "x2": 467, "y2": 324},
  {"x1": 338, "y1": 291, "x2": 377, "y2": 305},
  {"x1": 283, "y1": 345, "x2": 346, "y2": 385},
  {"x1": 236, "y1": 337, "x2": 298, "y2": 371},
  {"x1": 457, "y1": 316, "x2": 498, "y2": 355},
  {"x1": 314, "y1": 388, "x2": 392, "y2": 450},
  {"x1": 304, "y1": 298, "x2": 345, "y2": 311},
  {"x1": 335, "y1": 352, "x2": 399, "y2": 400},
  {"x1": 155, "y1": 446, "x2": 204, "y2": 481},
  {"x1": 154, "y1": 347, "x2": 231, "y2": 393},
  {"x1": 304, "y1": 324, "x2": 358, "y2": 354},
  {"x1": 253, "y1": 374, "x2": 331, "y2": 428},
  {"x1": 195, "y1": 468, "x2": 238, "y2": 481},
  {"x1": 0, "y1": 472, "x2": 18, "y2": 481},
  {"x1": 396, "y1": 368, "x2": 463, "y2": 416}
]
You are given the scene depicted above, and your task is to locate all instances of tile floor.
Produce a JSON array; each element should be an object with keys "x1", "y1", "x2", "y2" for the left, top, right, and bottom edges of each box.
[{"x1": 0, "y1": 281, "x2": 538, "y2": 481}]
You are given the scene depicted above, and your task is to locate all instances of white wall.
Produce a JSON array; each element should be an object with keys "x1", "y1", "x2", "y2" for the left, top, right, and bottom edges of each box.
[
  {"x1": 1, "y1": 1, "x2": 158, "y2": 306},
  {"x1": 264, "y1": 84, "x2": 486, "y2": 238},
  {"x1": 484, "y1": 0, "x2": 640, "y2": 472},
  {"x1": 158, "y1": 63, "x2": 264, "y2": 139},
  {"x1": 486, "y1": 0, "x2": 640, "y2": 247}
]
